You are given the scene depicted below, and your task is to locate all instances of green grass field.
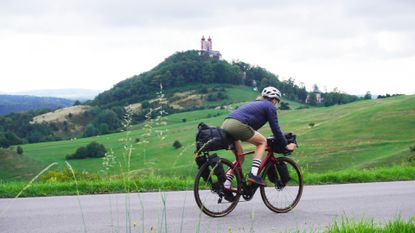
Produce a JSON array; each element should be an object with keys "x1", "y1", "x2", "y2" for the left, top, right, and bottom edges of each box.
[{"x1": 1, "y1": 94, "x2": 414, "y2": 182}]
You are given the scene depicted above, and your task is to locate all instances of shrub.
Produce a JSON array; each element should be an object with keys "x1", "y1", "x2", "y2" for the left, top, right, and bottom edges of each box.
[
  {"x1": 86, "y1": 142, "x2": 107, "y2": 158},
  {"x1": 173, "y1": 140, "x2": 182, "y2": 149},
  {"x1": 66, "y1": 141, "x2": 107, "y2": 160},
  {"x1": 410, "y1": 145, "x2": 415, "y2": 153},
  {"x1": 279, "y1": 102, "x2": 290, "y2": 110},
  {"x1": 182, "y1": 118, "x2": 187, "y2": 123},
  {"x1": 309, "y1": 122, "x2": 315, "y2": 127}
]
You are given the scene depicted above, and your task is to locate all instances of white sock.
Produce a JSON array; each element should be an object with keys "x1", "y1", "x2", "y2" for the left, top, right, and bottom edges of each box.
[
  {"x1": 251, "y1": 159, "x2": 261, "y2": 176},
  {"x1": 224, "y1": 173, "x2": 234, "y2": 189}
]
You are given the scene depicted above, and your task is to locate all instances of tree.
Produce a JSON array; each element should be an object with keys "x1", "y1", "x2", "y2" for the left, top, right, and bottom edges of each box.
[
  {"x1": 313, "y1": 84, "x2": 320, "y2": 93},
  {"x1": 94, "y1": 109, "x2": 121, "y2": 132},
  {"x1": 364, "y1": 91, "x2": 372, "y2": 100},
  {"x1": 3, "y1": 132, "x2": 25, "y2": 146},
  {"x1": 308, "y1": 93, "x2": 317, "y2": 106},
  {"x1": 16, "y1": 146, "x2": 24, "y2": 155},
  {"x1": 98, "y1": 123, "x2": 110, "y2": 135},
  {"x1": 83, "y1": 124, "x2": 98, "y2": 137}
]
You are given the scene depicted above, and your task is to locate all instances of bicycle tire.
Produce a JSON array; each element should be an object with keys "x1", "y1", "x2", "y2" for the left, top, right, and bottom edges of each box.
[
  {"x1": 193, "y1": 157, "x2": 241, "y2": 217},
  {"x1": 260, "y1": 156, "x2": 303, "y2": 213}
]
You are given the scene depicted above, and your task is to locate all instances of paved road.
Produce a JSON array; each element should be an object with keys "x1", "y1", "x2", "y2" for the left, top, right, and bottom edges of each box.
[{"x1": 1, "y1": 181, "x2": 414, "y2": 233}]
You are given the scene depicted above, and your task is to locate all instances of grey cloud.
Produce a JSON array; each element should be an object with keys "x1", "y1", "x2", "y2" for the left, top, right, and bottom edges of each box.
[{"x1": 344, "y1": 0, "x2": 415, "y2": 31}]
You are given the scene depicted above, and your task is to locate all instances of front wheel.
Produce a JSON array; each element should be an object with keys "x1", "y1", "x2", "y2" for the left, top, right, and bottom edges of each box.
[
  {"x1": 260, "y1": 156, "x2": 303, "y2": 213},
  {"x1": 193, "y1": 157, "x2": 241, "y2": 217}
]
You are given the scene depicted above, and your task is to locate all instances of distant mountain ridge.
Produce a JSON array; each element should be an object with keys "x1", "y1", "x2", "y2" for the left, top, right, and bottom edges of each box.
[
  {"x1": 0, "y1": 95, "x2": 74, "y2": 115},
  {"x1": 9, "y1": 88, "x2": 101, "y2": 100}
]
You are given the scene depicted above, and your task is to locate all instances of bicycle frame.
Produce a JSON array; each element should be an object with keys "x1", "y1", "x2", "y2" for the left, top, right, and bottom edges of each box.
[{"x1": 229, "y1": 144, "x2": 277, "y2": 184}]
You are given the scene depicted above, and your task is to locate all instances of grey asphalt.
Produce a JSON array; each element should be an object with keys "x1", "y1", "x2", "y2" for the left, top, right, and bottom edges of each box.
[{"x1": 1, "y1": 181, "x2": 414, "y2": 233}]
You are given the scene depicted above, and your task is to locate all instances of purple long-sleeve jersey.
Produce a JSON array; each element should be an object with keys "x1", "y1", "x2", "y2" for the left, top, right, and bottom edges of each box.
[{"x1": 227, "y1": 99, "x2": 288, "y2": 147}]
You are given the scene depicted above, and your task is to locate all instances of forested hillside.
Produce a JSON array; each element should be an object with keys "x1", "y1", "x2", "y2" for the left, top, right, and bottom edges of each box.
[
  {"x1": 92, "y1": 50, "x2": 309, "y2": 108},
  {"x1": 0, "y1": 95, "x2": 74, "y2": 115}
]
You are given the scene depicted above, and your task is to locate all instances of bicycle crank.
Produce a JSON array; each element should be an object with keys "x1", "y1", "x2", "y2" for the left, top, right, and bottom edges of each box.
[{"x1": 242, "y1": 183, "x2": 259, "y2": 201}]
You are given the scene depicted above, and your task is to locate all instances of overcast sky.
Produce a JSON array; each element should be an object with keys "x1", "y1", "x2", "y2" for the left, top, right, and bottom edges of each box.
[{"x1": 0, "y1": 0, "x2": 414, "y2": 95}]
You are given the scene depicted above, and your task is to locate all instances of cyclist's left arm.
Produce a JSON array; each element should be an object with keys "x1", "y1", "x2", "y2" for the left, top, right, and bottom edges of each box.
[{"x1": 266, "y1": 105, "x2": 288, "y2": 148}]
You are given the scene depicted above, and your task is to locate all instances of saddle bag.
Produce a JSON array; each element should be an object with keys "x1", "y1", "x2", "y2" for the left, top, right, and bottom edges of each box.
[{"x1": 195, "y1": 122, "x2": 231, "y2": 152}]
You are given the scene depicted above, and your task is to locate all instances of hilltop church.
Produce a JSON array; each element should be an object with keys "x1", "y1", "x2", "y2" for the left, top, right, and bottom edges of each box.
[{"x1": 199, "y1": 36, "x2": 221, "y2": 59}]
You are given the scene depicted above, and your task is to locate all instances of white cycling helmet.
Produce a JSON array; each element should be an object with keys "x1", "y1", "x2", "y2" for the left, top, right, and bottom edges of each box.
[{"x1": 261, "y1": 86, "x2": 281, "y2": 100}]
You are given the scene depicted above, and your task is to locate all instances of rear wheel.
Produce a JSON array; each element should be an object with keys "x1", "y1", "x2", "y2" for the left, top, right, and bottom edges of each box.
[
  {"x1": 260, "y1": 156, "x2": 303, "y2": 213},
  {"x1": 193, "y1": 157, "x2": 241, "y2": 217}
]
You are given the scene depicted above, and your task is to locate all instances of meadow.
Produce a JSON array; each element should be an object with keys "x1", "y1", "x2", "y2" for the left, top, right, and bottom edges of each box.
[{"x1": 0, "y1": 94, "x2": 414, "y2": 197}]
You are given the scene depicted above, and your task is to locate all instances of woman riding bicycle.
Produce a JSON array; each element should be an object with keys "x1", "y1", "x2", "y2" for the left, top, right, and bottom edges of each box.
[{"x1": 221, "y1": 86, "x2": 297, "y2": 187}]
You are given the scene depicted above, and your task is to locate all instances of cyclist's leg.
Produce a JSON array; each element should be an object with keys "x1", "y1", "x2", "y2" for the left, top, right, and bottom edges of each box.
[
  {"x1": 246, "y1": 132, "x2": 267, "y2": 185},
  {"x1": 224, "y1": 140, "x2": 243, "y2": 190},
  {"x1": 234, "y1": 140, "x2": 245, "y2": 165},
  {"x1": 246, "y1": 131, "x2": 267, "y2": 161}
]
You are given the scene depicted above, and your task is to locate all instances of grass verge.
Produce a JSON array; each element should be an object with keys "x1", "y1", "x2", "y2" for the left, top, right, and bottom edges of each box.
[
  {"x1": 303, "y1": 165, "x2": 415, "y2": 184},
  {"x1": 0, "y1": 176, "x2": 194, "y2": 198},
  {"x1": 0, "y1": 165, "x2": 414, "y2": 198},
  {"x1": 325, "y1": 216, "x2": 415, "y2": 233}
]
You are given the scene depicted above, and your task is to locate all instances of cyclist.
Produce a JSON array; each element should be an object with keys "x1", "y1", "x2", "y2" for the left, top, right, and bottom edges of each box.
[{"x1": 221, "y1": 86, "x2": 296, "y2": 187}]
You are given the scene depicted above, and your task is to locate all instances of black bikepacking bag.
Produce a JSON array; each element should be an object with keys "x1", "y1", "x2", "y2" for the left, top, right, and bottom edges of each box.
[
  {"x1": 195, "y1": 155, "x2": 211, "y2": 182},
  {"x1": 267, "y1": 133, "x2": 297, "y2": 154},
  {"x1": 208, "y1": 153, "x2": 226, "y2": 184},
  {"x1": 194, "y1": 153, "x2": 226, "y2": 184},
  {"x1": 276, "y1": 161, "x2": 291, "y2": 185},
  {"x1": 267, "y1": 163, "x2": 279, "y2": 184},
  {"x1": 195, "y1": 122, "x2": 231, "y2": 152}
]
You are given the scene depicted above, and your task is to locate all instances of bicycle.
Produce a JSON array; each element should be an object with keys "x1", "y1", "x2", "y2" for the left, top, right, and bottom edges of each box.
[{"x1": 193, "y1": 136, "x2": 303, "y2": 217}]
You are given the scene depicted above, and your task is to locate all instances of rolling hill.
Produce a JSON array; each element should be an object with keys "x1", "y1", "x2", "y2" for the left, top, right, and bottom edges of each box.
[
  {"x1": 92, "y1": 50, "x2": 308, "y2": 109},
  {"x1": 2, "y1": 94, "x2": 414, "y2": 181},
  {"x1": 0, "y1": 95, "x2": 74, "y2": 115}
]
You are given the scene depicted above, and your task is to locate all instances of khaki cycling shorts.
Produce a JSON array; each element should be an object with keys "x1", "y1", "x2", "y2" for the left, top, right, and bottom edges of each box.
[{"x1": 221, "y1": 118, "x2": 255, "y2": 141}]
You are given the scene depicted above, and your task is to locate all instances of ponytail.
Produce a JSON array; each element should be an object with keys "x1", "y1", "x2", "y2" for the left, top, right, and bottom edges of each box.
[{"x1": 256, "y1": 96, "x2": 272, "y2": 101}]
